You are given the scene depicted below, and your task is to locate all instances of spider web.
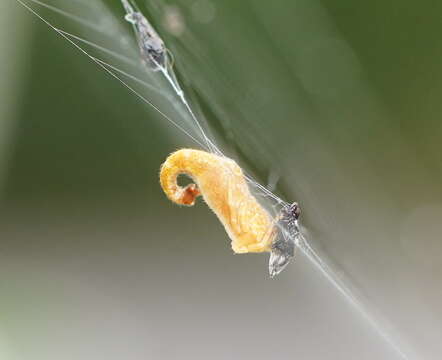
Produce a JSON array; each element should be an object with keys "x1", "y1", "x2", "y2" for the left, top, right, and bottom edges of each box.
[{"x1": 13, "y1": 1, "x2": 412, "y2": 359}]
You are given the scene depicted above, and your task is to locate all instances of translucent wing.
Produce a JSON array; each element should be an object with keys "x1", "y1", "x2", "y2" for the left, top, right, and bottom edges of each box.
[{"x1": 269, "y1": 203, "x2": 301, "y2": 277}]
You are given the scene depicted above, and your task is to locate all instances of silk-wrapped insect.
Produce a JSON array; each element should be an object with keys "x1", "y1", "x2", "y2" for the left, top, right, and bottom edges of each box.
[{"x1": 121, "y1": 0, "x2": 169, "y2": 71}]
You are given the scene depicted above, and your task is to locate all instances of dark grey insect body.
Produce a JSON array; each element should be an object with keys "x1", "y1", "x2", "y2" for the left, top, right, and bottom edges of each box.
[
  {"x1": 269, "y1": 202, "x2": 301, "y2": 277},
  {"x1": 121, "y1": 0, "x2": 168, "y2": 71}
]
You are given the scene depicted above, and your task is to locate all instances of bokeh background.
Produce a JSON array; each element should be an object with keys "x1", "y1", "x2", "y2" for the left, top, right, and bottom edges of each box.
[{"x1": 1, "y1": 0, "x2": 442, "y2": 359}]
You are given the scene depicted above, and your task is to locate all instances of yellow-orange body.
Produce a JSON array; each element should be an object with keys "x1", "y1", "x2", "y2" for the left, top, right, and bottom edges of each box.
[{"x1": 160, "y1": 149, "x2": 275, "y2": 253}]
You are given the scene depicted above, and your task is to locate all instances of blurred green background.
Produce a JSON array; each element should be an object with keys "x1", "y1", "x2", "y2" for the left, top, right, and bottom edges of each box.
[{"x1": 1, "y1": 0, "x2": 442, "y2": 359}]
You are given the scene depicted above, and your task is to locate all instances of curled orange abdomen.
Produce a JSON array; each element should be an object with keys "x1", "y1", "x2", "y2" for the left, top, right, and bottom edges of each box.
[{"x1": 160, "y1": 149, "x2": 275, "y2": 254}]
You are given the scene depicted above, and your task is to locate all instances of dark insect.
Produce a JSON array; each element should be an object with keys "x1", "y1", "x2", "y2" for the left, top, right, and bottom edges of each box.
[
  {"x1": 269, "y1": 202, "x2": 301, "y2": 277},
  {"x1": 121, "y1": 0, "x2": 168, "y2": 71}
]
